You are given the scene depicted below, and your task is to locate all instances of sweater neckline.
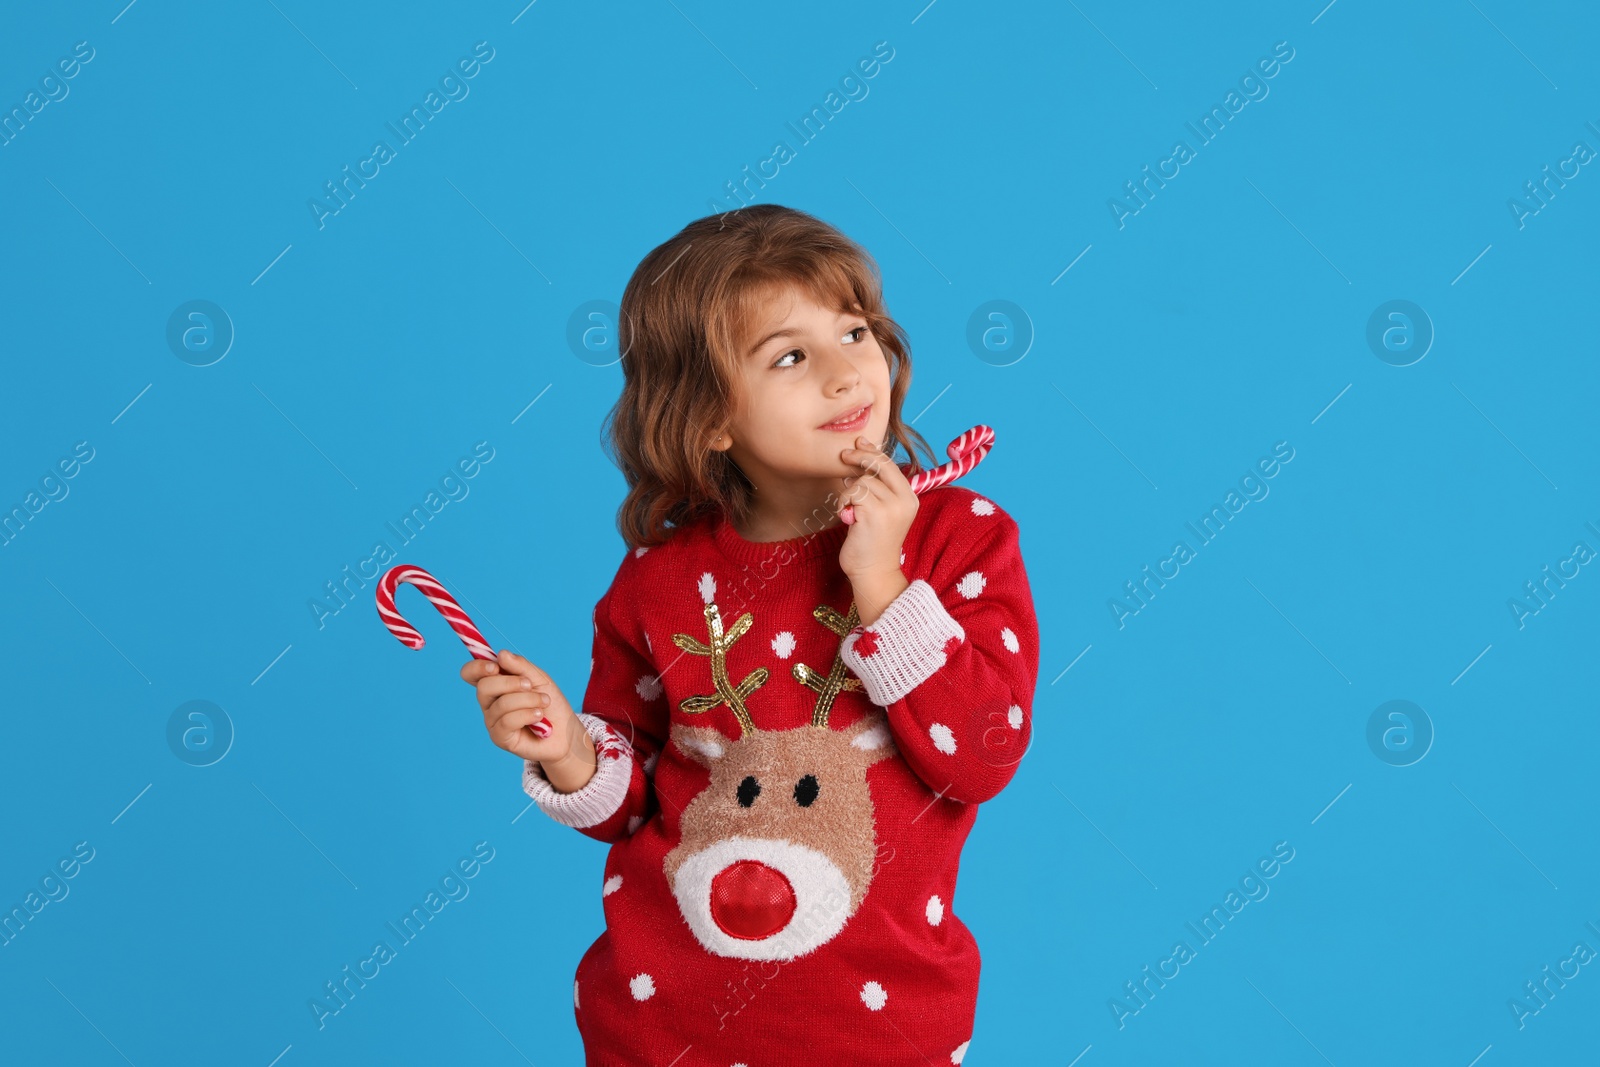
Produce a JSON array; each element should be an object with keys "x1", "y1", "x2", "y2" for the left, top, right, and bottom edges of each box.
[{"x1": 710, "y1": 508, "x2": 851, "y2": 565}]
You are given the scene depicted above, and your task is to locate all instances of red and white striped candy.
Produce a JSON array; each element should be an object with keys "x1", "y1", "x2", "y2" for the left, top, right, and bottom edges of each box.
[
  {"x1": 376, "y1": 564, "x2": 552, "y2": 739},
  {"x1": 840, "y1": 424, "x2": 995, "y2": 524}
]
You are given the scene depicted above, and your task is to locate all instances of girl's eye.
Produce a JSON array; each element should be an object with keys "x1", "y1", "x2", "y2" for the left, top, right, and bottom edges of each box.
[{"x1": 771, "y1": 326, "x2": 868, "y2": 369}]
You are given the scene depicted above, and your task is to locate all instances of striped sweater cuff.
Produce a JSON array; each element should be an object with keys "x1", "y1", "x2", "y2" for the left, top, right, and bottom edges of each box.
[
  {"x1": 840, "y1": 579, "x2": 965, "y2": 707},
  {"x1": 521, "y1": 714, "x2": 634, "y2": 829}
]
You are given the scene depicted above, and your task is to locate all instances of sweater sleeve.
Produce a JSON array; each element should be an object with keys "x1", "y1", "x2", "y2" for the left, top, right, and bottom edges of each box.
[
  {"x1": 839, "y1": 501, "x2": 1039, "y2": 804},
  {"x1": 520, "y1": 552, "x2": 669, "y2": 843}
]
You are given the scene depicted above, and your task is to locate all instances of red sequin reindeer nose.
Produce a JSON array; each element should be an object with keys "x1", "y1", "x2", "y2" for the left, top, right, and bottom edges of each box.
[{"x1": 710, "y1": 860, "x2": 797, "y2": 939}]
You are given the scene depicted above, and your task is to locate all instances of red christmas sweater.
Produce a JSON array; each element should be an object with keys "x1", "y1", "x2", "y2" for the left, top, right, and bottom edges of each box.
[{"x1": 521, "y1": 484, "x2": 1039, "y2": 1066}]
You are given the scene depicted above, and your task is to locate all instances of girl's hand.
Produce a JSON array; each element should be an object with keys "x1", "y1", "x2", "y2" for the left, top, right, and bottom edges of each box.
[
  {"x1": 838, "y1": 434, "x2": 918, "y2": 581},
  {"x1": 461, "y1": 650, "x2": 595, "y2": 791}
]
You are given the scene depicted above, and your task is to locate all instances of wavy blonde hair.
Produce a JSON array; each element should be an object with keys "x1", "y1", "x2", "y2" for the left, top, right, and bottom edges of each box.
[{"x1": 602, "y1": 204, "x2": 936, "y2": 549}]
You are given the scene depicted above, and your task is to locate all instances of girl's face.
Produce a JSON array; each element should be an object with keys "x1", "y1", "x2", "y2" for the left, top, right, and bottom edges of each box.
[{"x1": 714, "y1": 281, "x2": 893, "y2": 499}]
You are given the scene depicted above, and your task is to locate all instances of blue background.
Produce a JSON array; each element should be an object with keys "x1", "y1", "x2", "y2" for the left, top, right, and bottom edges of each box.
[{"x1": 2, "y1": 1, "x2": 1596, "y2": 1063}]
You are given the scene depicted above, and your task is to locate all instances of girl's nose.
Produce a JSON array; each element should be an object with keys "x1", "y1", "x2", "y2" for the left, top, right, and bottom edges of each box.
[{"x1": 819, "y1": 344, "x2": 861, "y2": 390}]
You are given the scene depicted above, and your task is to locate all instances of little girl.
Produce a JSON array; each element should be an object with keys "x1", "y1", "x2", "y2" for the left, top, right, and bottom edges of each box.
[{"x1": 462, "y1": 204, "x2": 1039, "y2": 1065}]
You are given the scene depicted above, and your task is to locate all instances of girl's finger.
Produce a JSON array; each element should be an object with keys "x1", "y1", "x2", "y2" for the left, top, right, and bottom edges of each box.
[
  {"x1": 843, "y1": 488, "x2": 883, "y2": 521},
  {"x1": 858, "y1": 444, "x2": 911, "y2": 489},
  {"x1": 493, "y1": 703, "x2": 548, "y2": 733},
  {"x1": 852, "y1": 453, "x2": 897, "y2": 491},
  {"x1": 492, "y1": 708, "x2": 550, "y2": 758},
  {"x1": 841, "y1": 444, "x2": 884, "y2": 469},
  {"x1": 488, "y1": 690, "x2": 550, "y2": 724},
  {"x1": 498, "y1": 705, "x2": 547, "y2": 728},
  {"x1": 850, "y1": 448, "x2": 884, "y2": 474},
  {"x1": 474, "y1": 674, "x2": 541, "y2": 710},
  {"x1": 846, "y1": 472, "x2": 890, "y2": 501},
  {"x1": 460, "y1": 659, "x2": 497, "y2": 684},
  {"x1": 496, "y1": 649, "x2": 553, "y2": 687}
]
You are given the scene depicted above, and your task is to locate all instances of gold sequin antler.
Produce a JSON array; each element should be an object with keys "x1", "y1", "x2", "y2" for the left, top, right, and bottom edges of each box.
[
  {"x1": 792, "y1": 601, "x2": 865, "y2": 727},
  {"x1": 672, "y1": 601, "x2": 768, "y2": 736}
]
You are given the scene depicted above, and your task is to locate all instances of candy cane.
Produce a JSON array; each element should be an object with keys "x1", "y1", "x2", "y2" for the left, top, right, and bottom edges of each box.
[
  {"x1": 376, "y1": 564, "x2": 552, "y2": 739},
  {"x1": 840, "y1": 424, "x2": 995, "y2": 524}
]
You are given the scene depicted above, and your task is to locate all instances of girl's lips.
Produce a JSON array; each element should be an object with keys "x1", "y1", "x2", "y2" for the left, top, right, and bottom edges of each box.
[{"x1": 819, "y1": 403, "x2": 872, "y2": 432}]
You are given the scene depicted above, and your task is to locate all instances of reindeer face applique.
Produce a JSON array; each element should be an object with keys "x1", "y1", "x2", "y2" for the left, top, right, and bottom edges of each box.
[{"x1": 663, "y1": 574, "x2": 897, "y2": 962}]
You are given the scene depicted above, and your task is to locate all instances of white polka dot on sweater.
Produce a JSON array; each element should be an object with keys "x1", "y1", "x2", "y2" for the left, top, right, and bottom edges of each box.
[
  {"x1": 860, "y1": 981, "x2": 887, "y2": 1010},
  {"x1": 970, "y1": 497, "x2": 995, "y2": 516},
  {"x1": 697, "y1": 571, "x2": 717, "y2": 604},
  {"x1": 899, "y1": 550, "x2": 905, "y2": 566},
  {"x1": 643, "y1": 749, "x2": 660, "y2": 775},
  {"x1": 603, "y1": 874, "x2": 622, "y2": 896},
  {"x1": 574, "y1": 979, "x2": 580, "y2": 1009},
  {"x1": 636, "y1": 674, "x2": 663, "y2": 701},
  {"x1": 956, "y1": 571, "x2": 986, "y2": 599},
  {"x1": 951, "y1": 1039, "x2": 970, "y2": 1063},
  {"x1": 929, "y1": 723, "x2": 957, "y2": 754},
  {"x1": 1000, "y1": 627, "x2": 1019, "y2": 653},
  {"x1": 772, "y1": 631, "x2": 796, "y2": 658},
  {"x1": 629, "y1": 973, "x2": 656, "y2": 1000},
  {"x1": 634, "y1": 546, "x2": 649, "y2": 557},
  {"x1": 1008, "y1": 704, "x2": 1024, "y2": 728},
  {"x1": 926, "y1": 895, "x2": 944, "y2": 925},
  {"x1": 627, "y1": 815, "x2": 645, "y2": 835}
]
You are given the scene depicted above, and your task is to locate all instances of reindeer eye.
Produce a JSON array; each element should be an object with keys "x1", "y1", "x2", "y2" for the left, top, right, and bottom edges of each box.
[
  {"x1": 737, "y1": 775, "x2": 761, "y2": 807},
  {"x1": 794, "y1": 775, "x2": 819, "y2": 807}
]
